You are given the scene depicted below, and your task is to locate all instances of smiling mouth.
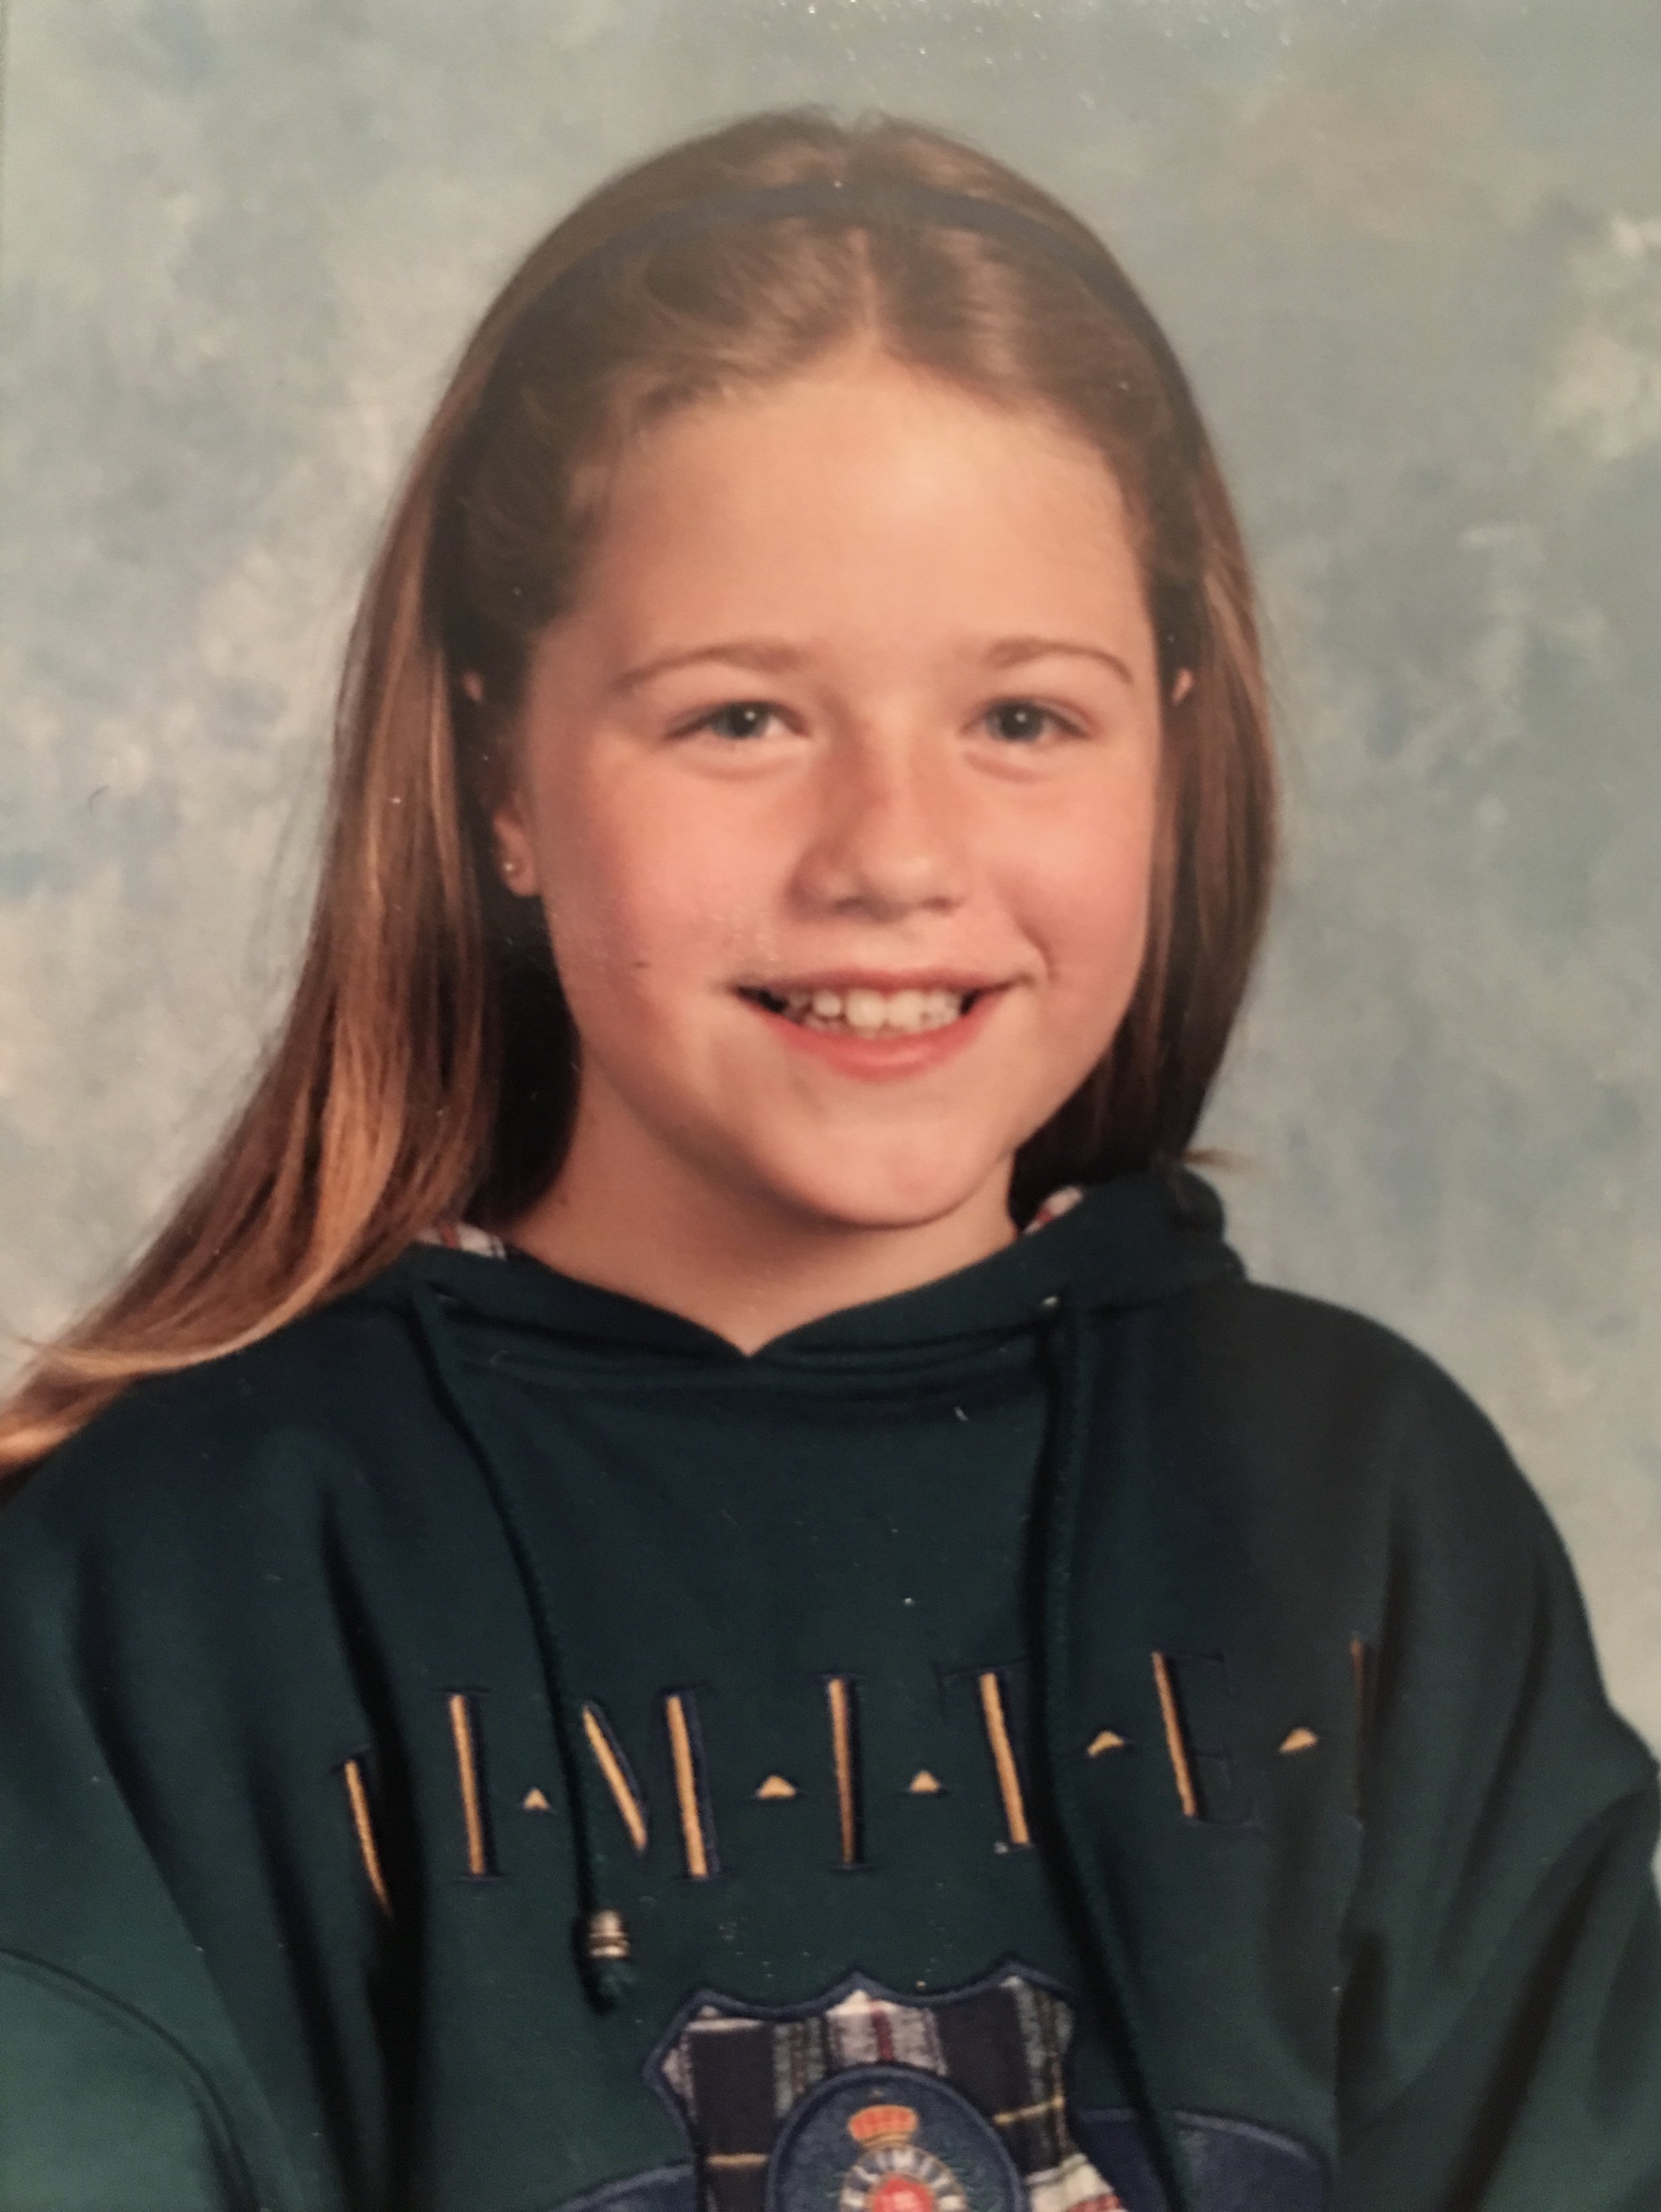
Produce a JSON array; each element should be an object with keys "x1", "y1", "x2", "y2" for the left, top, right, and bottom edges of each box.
[{"x1": 738, "y1": 984, "x2": 989, "y2": 1037}]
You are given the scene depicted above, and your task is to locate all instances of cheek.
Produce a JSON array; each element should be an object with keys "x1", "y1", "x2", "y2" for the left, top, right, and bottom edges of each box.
[
  {"x1": 536, "y1": 781, "x2": 765, "y2": 1010},
  {"x1": 1025, "y1": 795, "x2": 1161, "y2": 999}
]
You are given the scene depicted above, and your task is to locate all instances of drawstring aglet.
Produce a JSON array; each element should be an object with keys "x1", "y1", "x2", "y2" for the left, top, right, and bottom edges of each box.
[
  {"x1": 584, "y1": 1907, "x2": 631, "y2": 1962},
  {"x1": 577, "y1": 1908, "x2": 636, "y2": 2008}
]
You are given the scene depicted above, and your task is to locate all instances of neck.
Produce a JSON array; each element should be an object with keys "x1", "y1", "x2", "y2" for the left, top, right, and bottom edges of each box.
[{"x1": 504, "y1": 1125, "x2": 1017, "y2": 1354}]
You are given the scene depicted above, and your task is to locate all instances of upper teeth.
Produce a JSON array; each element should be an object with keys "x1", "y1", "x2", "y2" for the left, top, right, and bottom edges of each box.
[{"x1": 777, "y1": 986, "x2": 969, "y2": 1035}]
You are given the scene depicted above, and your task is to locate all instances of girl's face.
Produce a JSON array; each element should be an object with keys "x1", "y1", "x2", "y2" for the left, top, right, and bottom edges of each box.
[{"x1": 493, "y1": 353, "x2": 1165, "y2": 1242}]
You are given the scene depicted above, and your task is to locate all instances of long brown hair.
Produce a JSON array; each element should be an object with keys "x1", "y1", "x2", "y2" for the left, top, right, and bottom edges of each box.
[{"x1": 0, "y1": 110, "x2": 1274, "y2": 1474}]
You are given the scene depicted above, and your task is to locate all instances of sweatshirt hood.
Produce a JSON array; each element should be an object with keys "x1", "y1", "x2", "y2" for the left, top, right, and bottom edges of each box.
[
  {"x1": 387, "y1": 1166, "x2": 1238, "y2": 2212},
  {"x1": 381, "y1": 1166, "x2": 1241, "y2": 1371}
]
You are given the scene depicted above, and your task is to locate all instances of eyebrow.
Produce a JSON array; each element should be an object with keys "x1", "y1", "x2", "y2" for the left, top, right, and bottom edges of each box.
[
  {"x1": 609, "y1": 634, "x2": 1136, "y2": 696},
  {"x1": 610, "y1": 640, "x2": 809, "y2": 697},
  {"x1": 983, "y1": 634, "x2": 1135, "y2": 687}
]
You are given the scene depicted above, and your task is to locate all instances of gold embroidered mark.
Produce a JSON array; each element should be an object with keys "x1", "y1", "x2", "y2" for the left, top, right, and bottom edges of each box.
[
  {"x1": 341, "y1": 1758, "x2": 391, "y2": 1916},
  {"x1": 1150, "y1": 1653, "x2": 1199, "y2": 1820},
  {"x1": 704, "y1": 2154, "x2": 769, "y2": 2169},
  {"x1": 907, "y1": 1769, "x2": 944, "y2": 1796},
  {"x1": 581, "y1": 1703, "x2": 648, "y2": 1853},
  {"x1": 1087, "y1": 1730, "x2": 1127, "y2": 1756},
  {"x1": 1279, "y1": 1727, "x2": 1319, "y2": 1755},
  {"x1": 826, "y1": 1677, "x2": 862, "y2": 1865},
  {"x1": 522, "y1": 1787, "x2": 551, "y2": 1812},
  {"x1": 665, "y1": 1692, "x2": 714, "y2": 1879},
  {"x1": 755, "y1": 1774, "x2": 797, "y2": 1801},
  {"x1": 447, "y1": 1693, "x2": 494, "y2": 1877},
  {"x1": 977, "y1": 1671, "x2": 1031, "y2": 1848}
]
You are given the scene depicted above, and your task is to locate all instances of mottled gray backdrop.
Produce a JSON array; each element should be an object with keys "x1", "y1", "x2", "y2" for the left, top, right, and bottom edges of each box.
[{"x1": 2, "y1": 2, "x2": 1658, "y2": 1746}]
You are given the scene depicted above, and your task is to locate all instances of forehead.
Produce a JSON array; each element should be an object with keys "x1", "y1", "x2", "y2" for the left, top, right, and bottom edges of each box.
[{"x1": 563, "y1": 354, "x2": 1152, "y2": 662}]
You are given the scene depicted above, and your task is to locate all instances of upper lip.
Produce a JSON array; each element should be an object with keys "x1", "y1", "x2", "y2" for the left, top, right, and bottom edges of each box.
[{"x1": 735, "y1": 970, "x2": 1007, "y2": 996}]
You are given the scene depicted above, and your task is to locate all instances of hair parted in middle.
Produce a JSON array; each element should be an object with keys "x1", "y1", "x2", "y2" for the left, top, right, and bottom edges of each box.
[
  {"x1": 0, "y1": 106, "x2": 1275, "y2": 1471},
  {"x1": 436, "y1": 108, "x2": 1276, "y2": 1226}
]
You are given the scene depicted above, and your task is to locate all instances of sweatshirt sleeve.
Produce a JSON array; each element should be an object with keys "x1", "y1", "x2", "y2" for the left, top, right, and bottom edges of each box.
[
  {"x1": 0, "y1": 1372, "x2": 385, "y2": 2212},
  {"x1": 0, "y1": 1509, "x2": 283, "y2": 2211},
  {"x1": 1334, "y1": 1362, "x2": 1661, "y2": 2210},
  {"x1": 0, "y1": 1952, "x2": 258, "y2": 2211}
]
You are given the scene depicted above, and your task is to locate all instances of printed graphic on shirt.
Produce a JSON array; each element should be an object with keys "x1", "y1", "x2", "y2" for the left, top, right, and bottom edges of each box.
[
  {"x1": 653, "y1": 1969, "x2": 1122, "y2": 2212},
  {"x1": 558, "y1": 1964, "x2": 1328, "y2": 2212}
]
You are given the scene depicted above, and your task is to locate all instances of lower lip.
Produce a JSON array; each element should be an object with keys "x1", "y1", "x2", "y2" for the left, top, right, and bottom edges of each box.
[{"x1": 741, "y1": 990, "x2": 1004, "y2": 1079}]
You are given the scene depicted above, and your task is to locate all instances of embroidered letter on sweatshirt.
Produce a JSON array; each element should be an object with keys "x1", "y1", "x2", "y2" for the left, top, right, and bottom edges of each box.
[
  {"x1": 976, "y1": 1669, "x2": 1032, "y2": 1849},
  {"x1": 664, "y1": 1691, "x2": 720, "y2": 1879},
  {"x1": 823, "y1": 1675, "x2": 865, "y2": 1866},
  {"x1": 338, "y1": 1756, "x2": 391, "y2": 1916},
  {"x1": 582, "y1": 1703, "x2": 649, "y2": 1853},
  {"x1": 1150, "y1": 1652, "x2": 1258, "y2": 1828},
  {"x1": 445, "y1": 1692, "x2": 498, "y2": 1878}
]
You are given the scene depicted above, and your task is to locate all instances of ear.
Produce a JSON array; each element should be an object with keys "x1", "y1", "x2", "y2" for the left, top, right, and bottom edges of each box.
[
  {"x1": 458, "y1": 667, "x2": 540, "y2": 898},
  {"x1": 489, "y1": 787, "x2": 541, "y2": 899}
]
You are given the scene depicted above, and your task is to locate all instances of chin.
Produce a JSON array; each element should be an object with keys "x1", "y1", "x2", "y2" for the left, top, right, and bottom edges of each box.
[{"x1": 751, "y1": 1139, "x2": 1015, "y2": 1238}]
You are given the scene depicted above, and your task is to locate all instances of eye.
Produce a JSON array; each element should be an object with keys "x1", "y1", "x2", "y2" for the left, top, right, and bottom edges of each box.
[
  {"x1": 981, "y1": 698, "x2": 1075, "y2": 745},
  {"x1": 686, "y1": 700, "x2": 779, "y2": 742}
]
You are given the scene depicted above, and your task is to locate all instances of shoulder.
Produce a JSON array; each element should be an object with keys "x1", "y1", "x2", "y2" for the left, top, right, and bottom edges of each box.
[
  {"x1": 1138, "y1": 1273, "x2": 1519, "y2": 1479},
  {"x1": 1124, "y1": 1275, "x2": 1591, "y2": 1625},
  {"x1": 1186, "y1": 1280, "x2": 1650, "y2": 1716},
  {"x1": 1109, "y1": 1279, "x2": 1657, "y2": 1801},
  {"x1": 0, "y1": 1261, "x2": 453, "y2": 1584}
]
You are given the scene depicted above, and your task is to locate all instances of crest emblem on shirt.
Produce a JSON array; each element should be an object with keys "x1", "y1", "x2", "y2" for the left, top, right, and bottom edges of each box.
[
  {"x1": 557, "y1": 1966, "x2": 1328, "y2": 2212},
  {"x1": 838, "y1": 2102, "x2": 967, "y2": 2212},
  {"x1": 649, "y1": 1967, "x2": 1126, "y2": 2212}
]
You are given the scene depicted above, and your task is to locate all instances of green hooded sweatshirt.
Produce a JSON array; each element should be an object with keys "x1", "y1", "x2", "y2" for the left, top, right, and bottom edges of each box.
[{"x1": 0, "y1": 1172, "x2": 1655, "y2": 2212}]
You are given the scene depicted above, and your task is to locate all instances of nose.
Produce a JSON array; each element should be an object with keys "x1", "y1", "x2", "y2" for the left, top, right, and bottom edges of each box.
[{"x1": 791, "y1": 723, "x2": 969, "y2": 922}]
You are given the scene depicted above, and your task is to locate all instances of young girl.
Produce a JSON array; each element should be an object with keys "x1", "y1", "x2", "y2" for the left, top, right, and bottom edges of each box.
[{"x1": 0, "y1": 111, "x2": 1655, "y2": 2212}]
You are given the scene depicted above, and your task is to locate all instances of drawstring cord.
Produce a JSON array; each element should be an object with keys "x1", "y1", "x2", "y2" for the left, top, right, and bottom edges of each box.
[
  {"x1": 406, "y1": 1250, "x2": 1207, "y2": 2189},
  {"x1": 407, "y1": 1282, "x2": 635, "y2": 2009},
  {"x1": 1036, "y1": 1293, "x2": 1198, "y2": 2212}
]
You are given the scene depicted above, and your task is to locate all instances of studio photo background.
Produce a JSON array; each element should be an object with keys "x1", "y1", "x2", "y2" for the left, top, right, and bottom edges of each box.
[{"x1": 2, "y1": 0, "x2": 1658, "y2": 1749}]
